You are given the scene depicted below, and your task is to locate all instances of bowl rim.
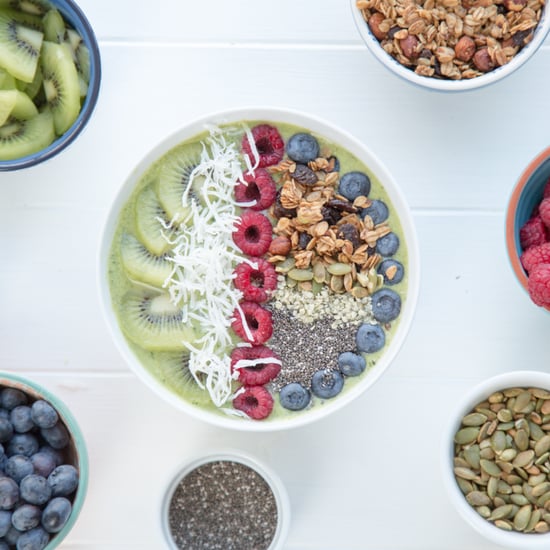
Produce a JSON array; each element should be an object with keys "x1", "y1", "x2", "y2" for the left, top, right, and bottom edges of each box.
[
  {"x1": 350, "y1": 0, "x2": 550, "y2": 92},
  {"x1": 0, "y1": 370, "x2": 89, "y2": 549},
  {"x1": 97, "y1": 105, "x2": 420, "y2": 432},
  {"x1": 0, "y1": 0, "x2": 102, "y2": 172},
  {"x1": 505, "y1": 145, "x2": 550, "y2": 294},
  {"x1": 441, "y1": 370, "x2": 550, "y2": 549},
  {"x1": 160, "y1": 450, "x2": 290, "y2": 550}
]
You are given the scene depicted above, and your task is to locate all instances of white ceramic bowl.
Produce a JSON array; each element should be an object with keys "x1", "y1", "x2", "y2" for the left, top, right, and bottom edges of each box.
[
  {"x1": 161, "y1": 451, "x2": 290, "y2": 550},
  {"x1": 98, "y1": 106, "x2": 420, "y2": 431},
  {"x1": 442, "y1": 371, "x2": 550, "y2": 549},
  {"x1": 350, "y1": 0, "x2": 550, "y2": 92}
]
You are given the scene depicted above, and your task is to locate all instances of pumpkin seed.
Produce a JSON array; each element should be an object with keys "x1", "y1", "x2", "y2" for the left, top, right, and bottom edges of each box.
[
  {"x1": 464, "y1": 446, "x2": 481, "y2": 470},
  {"x1": 497, "y1": 409, "x2": 513, "y2": 423},
  {"x1": 532, "y1": 482, "x2": 550, "y2": 498},
  {"x1": 514, "y1": 391, "x2": 534, "y2": 413},
  {"x1": 487, "y1": 476, "x2": 498, "y2": 499},
  {"x1": 494, "y1": 519, "x2": 513, "y2": 531},
  {"x1": 288, "y1": 268, "x2": 313, "y2": 281},
  {"x1": 514, "y1": 429, "x2": 530, "y2": 452},
  {"x1": 454, "y1": 467, "x2": 477, "y2": 480},
  {"x1": 535, "y1": 435, "x2": 550, "y2": 457},
  {"x1": 514, "y1": 450, "x2": 535, "y2": 469},
  {"x1": 525, "y1": 509, "x2": 541, "y2": 532},
  {"x1": 476, "y1": 506, "x2": 491, "y2": 519},
  {"x1": 481, "y1": 459, "x2": 502, "y2": 477},
  {"x1": 491, "y1": 431, "x2": 507, "y2": 452},
  {"x1": 455, "y1": 427, "x2": 479, "y2": 445},
  {"x1": 513, "y1": 504, "x2": 532, "y2": 531},
  {"x1": 499, "y1": 448, "x2": 517, "y2": 462},
  {"x1": 535, "y1": 521, "x2": 550, "y2": 533},
  {"x1": 466, "y1": 491, "x2": 492, "y2": 506},
  {"x1": 326, "y1": 262, "x2": 351, "y2": 276},
  {"x1": 510, "y1": 494, "x2": 530, "y2": 506},
  {"x1": 490, "y1": 504, "x2": 514, "y2": 520}
]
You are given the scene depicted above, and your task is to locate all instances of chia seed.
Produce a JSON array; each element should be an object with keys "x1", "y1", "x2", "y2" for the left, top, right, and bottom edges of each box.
[{"x1": 167, "y1": 460, "x2": 278, "y2": 550}]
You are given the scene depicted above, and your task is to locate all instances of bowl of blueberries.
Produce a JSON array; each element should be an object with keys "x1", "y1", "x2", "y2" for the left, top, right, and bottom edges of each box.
[{"x1": 0, "y1": 372, "x2": 87, "y2": 550}]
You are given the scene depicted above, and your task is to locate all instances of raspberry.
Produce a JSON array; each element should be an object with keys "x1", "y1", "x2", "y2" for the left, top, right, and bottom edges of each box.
[
  {"x1": 233, "y1": 258, "x2": 277, "y2": 303},
  {"x1": 520, "y1": 215, "x2": 547, "y2": 251},
  {"x1": 231, "y1": 302, "x2": 273, "y2": 345},
  {"x1": 521, "y1": 242, "x2": 550, "y2": 273},
  {"x1": 242, "y1": 124, "x2": 284, "y2": 168},
  {"x1": 230, "y1": 346, "x2": 281, "y2": 386},
  {"x1": 232, "y1": 385, "x2": 273, "y2": 420},
  {"x1": 235, "y1": 168, "x2": 277, "y2": 211},
  {"x1": 527, "y1": 263, "x2": 550, "y2": 307},
  {"x1": 539, "y1": 198, "x2": 550, "y2": 228},
  {"x1": 232, "y1": 211, "x2": 272, "y2": 256}
]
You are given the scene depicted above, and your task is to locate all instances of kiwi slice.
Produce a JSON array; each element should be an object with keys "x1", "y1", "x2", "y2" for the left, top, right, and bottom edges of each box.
[
  {"x1": 0, "y1": 11, "x2": 44, "y2": 83},
  {"x1": 64, "y1": 28, "x2": 89, "y2": 84},
  {"x1": 23, "y1": 65, "x2": 42, "y2": 99},
  {"x1": 120, "y1": 233, "x2": 174, "y2": 288},
  {"x1": 2, "y1": 0, "x2": 52, "y2": 16},
  {"x1": 154, "y1": 351, "x2": 211, "y2": 406},
  {"x1": 156, "y1": 142, "x2": 207, "y2": 223},
  {"x1": 0, "y1": 109, "x2": 54, "y2": 160},
  {"x1": 119, "y1": 289, "x2": 198, "y2": 352},
  {"x1": 42, "y1": 7, "x2": 64, "y2": 43},
  {"x1": 135, "y1": 185, "x2": 175, "y2": 256},
  {"x1": 40, "y1": 40, "x2": 80, "y2": 135},
  {"x1": 0, "y1": 89, "x2": 37, "y2": 124}
]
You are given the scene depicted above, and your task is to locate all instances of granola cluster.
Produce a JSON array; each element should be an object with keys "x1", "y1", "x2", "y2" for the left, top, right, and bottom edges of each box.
[
  {"x1": 356, "y1": 0, "x2": 544, "y2": 79},
  {"x1": 266, "y1": 157, "x2": 392, "y2": 298}
]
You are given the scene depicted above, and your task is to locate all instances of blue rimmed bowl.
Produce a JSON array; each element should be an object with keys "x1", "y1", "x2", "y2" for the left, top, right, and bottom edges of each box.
[{"x1": 0, "y1": 0, "x2": 101, "y2": 171}]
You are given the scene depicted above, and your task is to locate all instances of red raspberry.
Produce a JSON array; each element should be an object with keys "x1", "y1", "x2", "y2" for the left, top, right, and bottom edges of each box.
[
  {"x1": 527, "y1": 263, "x2": 550, "y2": 307},
  {"x1": 235, "y1": 168, "x2": 277, "y2": 211},
  {"x1": 520, "y1": 215, "x2": 547, "y2": 251},
  {"x1": 230, "y1": 346, "x2": 281, "y2": 385},
  {"x1": 232, "y1": 211, "x2": 272, "y2": 256},
  {"x1": 539, "y1": 198, "x2": 550, "y2": 228},
  {"x1": 521, "y1": 242, "x2": 550, "y2": 273},
  {"x1": 231, "y1": 302, "x2": 273, "y2": 345},
  {"x1": 232, "y1": 385, "x2": 273, "y2": 420},
  {"x1": 242, "y1": 124, "x2": 284, "y2": 168},
  {"x1": 234, "y1": 258, "x2": 278, "y2": 303},
  {"x1": 543, "y1": 177, "x2": 550, "y2": 199}
]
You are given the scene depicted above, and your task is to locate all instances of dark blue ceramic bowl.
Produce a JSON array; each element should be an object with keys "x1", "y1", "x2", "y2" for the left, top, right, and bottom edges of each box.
[{"x1": 0, "y1": 0, "x2": 101, "y2": 171}]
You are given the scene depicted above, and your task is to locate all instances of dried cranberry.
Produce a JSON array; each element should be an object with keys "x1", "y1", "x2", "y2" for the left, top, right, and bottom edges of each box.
[
  {"x1": 272, "y1": 189, "x2": 297, "y2": 219},
  {"x1": 337, "y1": 224, "x2": 360, "y2": 248},
  {"x1": 298, "y1": 232, "x2": 312, "y2": 250},
  {"x1": 292, "y1": 164, "x2": 317, "y2": 186},
  {"x1": 321, "y1": 206, "x2": 341, "y2": 226}
]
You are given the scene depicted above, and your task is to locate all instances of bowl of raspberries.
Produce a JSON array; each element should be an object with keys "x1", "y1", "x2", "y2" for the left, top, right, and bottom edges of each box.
[
  {"x1": 0, "y1": 372, "x2": 87, "y2": 549},
  {"x1": 506, "y1": 146, "x2": 550, "y2": 309}
]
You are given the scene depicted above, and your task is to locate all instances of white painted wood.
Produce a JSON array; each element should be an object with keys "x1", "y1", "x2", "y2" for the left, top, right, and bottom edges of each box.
[{"x1": 1, "y1": 0, "x2": 550, "y2": 548}]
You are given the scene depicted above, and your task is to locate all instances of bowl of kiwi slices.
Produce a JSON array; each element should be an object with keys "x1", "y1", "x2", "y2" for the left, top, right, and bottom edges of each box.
[
  {"x1": 98, "y1": 107, "x2": 419, "y2": 431},
  {"x1": 0, "y1": 0, "x2": 101, "y2": 171}
]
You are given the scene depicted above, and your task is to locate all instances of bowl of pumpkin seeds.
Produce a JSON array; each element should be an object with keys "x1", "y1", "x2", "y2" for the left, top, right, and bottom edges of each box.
[{"x1": 443, "y1": 371, "x2": 550, "y2": 548}]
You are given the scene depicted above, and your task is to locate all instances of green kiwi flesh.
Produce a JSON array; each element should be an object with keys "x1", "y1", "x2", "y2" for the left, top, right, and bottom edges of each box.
[
  {"x1": 40, "y1": 40, "x2": 79, "y2": 134},
  {"x1": 156, "y1": 142, "x2": 207, "y2": 223},
  {"x1": 135, "y1": 184, "x2": 175, "y2": 256},
  {"x1": 0, "y1": 11, "x2": 44, "y2": 83},
  {"x1": 42, "y1": 6, "x2": 64, "y2": 43},
  {"x1": 120, "y1": 233, "x2": 174, "y2": 288},
  {"x1": 0, "y1": 108, "x2": 53, "y2": 160},
  {"x1": 0, "y1": 88, "x2": 37, "y2": 124},
  {"x1": 119, "y1": 289, "x2": 198, "y2": 352}
]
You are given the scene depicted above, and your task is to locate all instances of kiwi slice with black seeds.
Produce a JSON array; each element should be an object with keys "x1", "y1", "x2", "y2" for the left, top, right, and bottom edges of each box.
[
  {"x1": 135, "y1": 184, "x2": 175, "y2": 256},
  {"x1": 119, "y1": 289, "x2": 198, "y2": 352},
  {"x1": 0, "y1": 11, "x2": 44, "y2": 83},
  {"x1": 120, "y1": 233, "x2": 174, "y2": 288},
  {"x1": 42, "y1": 7, "x2": 64, "y2": 43},
  {"x1": 0, "y1": 109, "x2": 54, "y2": 160},
  {"x1": 0, "y1": 89, "x2": 37, "y2": 125},
  {"x1": 40, "y1": 40, "x2": 80, "y2": 135},
  {"x1": 156, "y1": 142, "x2": 207, "y2": 223},
  {"x1": 3, "y1": 0, "x2": 52, "y2": 16}
]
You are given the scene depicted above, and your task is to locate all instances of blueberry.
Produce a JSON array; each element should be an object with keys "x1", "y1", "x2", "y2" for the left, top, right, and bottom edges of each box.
[
  {"x1": 40, "y1": 422, "x2": 69, "y2": 450},
  {"x1": 7, "y1": 434, "x2": 39, "y2": 458},
  {"x1": 311, "y1": 369, "x2": 344, "y2": 399},
  {"x1": 356, "y1": 323, "x2": 386, "y2": 353},
  {"x1": 37, "y1": 447, "x2": 63, "y2": 468},
  {"x1": 371, "y1": 288, "x2": 402, "y2": 323},
  {"x1": 378, "y1": 259, "x2": 404, "y2": 285},
  {"x1": 30, "y1": 452, "x2": 56, "y2": 479},
  {"x1": 0, "y1": 418, "x2": 14, "y2": 444},
  {"x1": 11, "y1": 504, "x2": 41, "y2": 532},
  {"x1": 14, "y1": 526, "x2": 49, "y2": 550},
  {"x1": 337, "y1": 352, "x2": 366, "y2": 377},
  {"x1": 279, "y1": 383, "x2": 311, "y2": 411},
  {"x1": 41, "y1": 497, "x2": 72, "y2": 534},
  {"x1": 30, "y1": 401, "x2": 58, "y2": 430},
  {"x1": 0, "y1": 541, "x2": 9, "y2": 550},
  {"x1": 0, "y1": 477, "x2": 19, "y2": 510},
  {"x1": 375, "y1": 232, "x2": 399, "y2": 256},
  {"x1": 19, "y1": 475, "x2": 51, "y2": 506},
  {"x1": 286, "y1": 133, "x2": 320, "y2": 164},
  {"x1": 10, "y1": 406, "x2": 34, "y2": 434},
  {"x1": 338, "y1": 171, "x2": 371, "y2": 201},
  {"x1": 0, "y1": 389, "x2": 27, "y2": 411},
  {"x1": 4, "y1": 525, "x2": 22, "y2": 546},
  {"x1": 361, "y1": 199, "x2": 389, "y2": 225},
  {"x1": 48, "y1": 465, "x2": 78, "y2": 497},
  {"x1": 5, "y1": 455, "x2": 34, "y2": 483},
  {"x1": 0, "y1": 510, "x2": 11, "y2": 537},
  {"x1": 0, "y1": 409, "x2": 9, "y2": 419}
]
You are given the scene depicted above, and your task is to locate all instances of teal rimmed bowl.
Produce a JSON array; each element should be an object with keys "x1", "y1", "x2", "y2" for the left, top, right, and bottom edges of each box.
[{"x1": 0, "y1": 371, "x2": 88, "y2": 548}]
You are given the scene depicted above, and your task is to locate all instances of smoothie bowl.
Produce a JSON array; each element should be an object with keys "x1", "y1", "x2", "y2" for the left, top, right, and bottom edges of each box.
[{"x1": 98, "y1": 107, "x2": 420, "y2": 431}]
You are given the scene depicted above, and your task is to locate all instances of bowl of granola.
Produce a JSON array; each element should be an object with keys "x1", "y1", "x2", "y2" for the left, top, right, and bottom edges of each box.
[
  {"x1": 350, "y1": 0, "x2": 549, "y2": 92},
  {"x1": 98, "y1": 107, "x2": 420, "y2": 430}
]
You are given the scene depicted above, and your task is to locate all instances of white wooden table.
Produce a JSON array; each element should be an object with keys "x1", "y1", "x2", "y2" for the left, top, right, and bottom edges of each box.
[{"x1": 1, "y1": 1, "x2": 550, "y2": 548}]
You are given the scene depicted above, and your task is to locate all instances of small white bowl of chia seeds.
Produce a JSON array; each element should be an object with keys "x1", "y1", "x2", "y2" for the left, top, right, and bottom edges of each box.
[
  {"x1": 442, "y1": 371, "x2": 550, "y2": 549},
  {"x1": 161, "y1": 451, "x2": 290, "y2": 550}
]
